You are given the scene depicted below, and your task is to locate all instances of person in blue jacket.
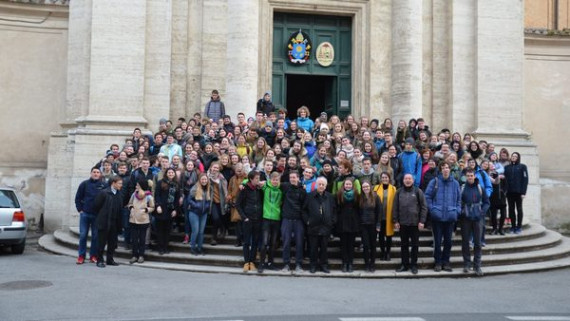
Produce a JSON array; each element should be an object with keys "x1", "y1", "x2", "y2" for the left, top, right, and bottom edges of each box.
[
  {"x1": 398, "y1": 138, "x2": 422, "y2": 187},
  {"x1": 504, "y1": 152, "x2": 529, "y2": 234},
  {"x1": 425, "y1": 162, "x2": 461, "y2": 272},
  {"x1": 295, "y1": 106, "x2": 314, "y2": 133},
  {"x1": 460, "y1": 169, "x2": 490, "y2": 276}
]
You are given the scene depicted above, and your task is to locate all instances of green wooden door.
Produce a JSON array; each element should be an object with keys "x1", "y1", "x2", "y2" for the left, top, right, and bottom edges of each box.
[{"x1": 272, "y1": 12, "x2": 352, "y2": 118}]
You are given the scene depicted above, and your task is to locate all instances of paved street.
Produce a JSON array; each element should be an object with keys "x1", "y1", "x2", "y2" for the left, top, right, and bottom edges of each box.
[{"x1": 1, "y1": 245, "x2": 570, "y2": 321}]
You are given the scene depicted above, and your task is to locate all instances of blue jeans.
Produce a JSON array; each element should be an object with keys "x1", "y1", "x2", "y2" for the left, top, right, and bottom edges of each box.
[
  {"x1": 121, "y1": 208, "x2": 131, "y2": 244},
  {"x1": 281, "y1": 218, "x2": 304, "y2": 266},
  {"x1": 78, "y1": 212, "x2": 98, "y2": 257},
  {"x1": 188, "y1": 211, "x2": 208, "y2": 250},
  {"x1": 432, "y1": 221, "x2": 454, "y2": 265},
  {"x1": 184, "y1": 209, "x2": 192, "y2": 236}
]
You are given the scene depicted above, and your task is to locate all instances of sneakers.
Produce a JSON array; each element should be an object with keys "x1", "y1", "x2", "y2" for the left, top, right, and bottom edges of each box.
[
  {"x1": 282, "y1": 265, "x2": 291, "y2": 272},
  {"x1": 295, "y1": 265, "x2": 303, "y2": 273},
  {"x1": 243, "y1": 263, "x2": 250, "y2": 273},
  {"x1": 138, "y1": 257, "x2": 144, "y2": 264},
  {"x1": 89, "y1": 256, "x2": 97, "y2": 264},
  {"x1": 183, "y1": 235, "x2": 189, "y2": 244},
  {"x1": 129, "y1": 257, "x2": 138, "y2": 264},
  {"x1": 475, "y1": 267, "x2": 484, "y2": 276},
  {"x1": 76, "y1": 256, "x2": 85, "y2": 265},
  {"x1": 434, "y1": 264, "x2": 442, "y2": 272},
  {"x1": 442, "y1": 263, "x2": 453, "y2": 272}
]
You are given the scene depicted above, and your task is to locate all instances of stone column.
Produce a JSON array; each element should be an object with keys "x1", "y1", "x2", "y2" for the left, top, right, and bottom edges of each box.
[
  {"x1": 391, "y1": 0, "x2": 423, "y2": 121},
  {"x1": 224, "y1": 0, "x2": 259, "y2": 120},
  {"x1": 475, "y1": 0, "x2": 541, "y2": 224},
  {"x1": 449, "y1": 0, "x2": 477, "y2": 134}
]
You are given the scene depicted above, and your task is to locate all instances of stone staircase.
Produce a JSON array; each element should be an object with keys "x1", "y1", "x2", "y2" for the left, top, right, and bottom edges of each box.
[{"x1": 39, "y1": 223, "x2": 570, "y2": 278}]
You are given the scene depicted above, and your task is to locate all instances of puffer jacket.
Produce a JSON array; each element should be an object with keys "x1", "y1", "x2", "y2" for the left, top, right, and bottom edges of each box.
[
  {"x1": 296, "y1": 117, "x2": 314, "y2": 132},
  {"x1": 398, "y1": 150, "x2": 422, "y2": 187},
  {"x1": 425, "y1": 175, "x2": 461, "y2": 222},
  {"x1": 393, "y1": 186, "x2": 427, "y2": 226},
  {"x1": 128, "y1": 192, "x2": 155, "y2": 224},
  {"x1": 187, "y1": 184, "x2": 211, "y2": 216},
  {"x1": 461, "y1": 181, "x2": 490, "y2": 221}
]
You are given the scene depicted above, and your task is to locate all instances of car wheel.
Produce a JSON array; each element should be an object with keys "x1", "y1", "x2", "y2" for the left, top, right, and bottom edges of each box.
[{"x1": 12, "y1": 241, "x2": 25, "y2": 254}]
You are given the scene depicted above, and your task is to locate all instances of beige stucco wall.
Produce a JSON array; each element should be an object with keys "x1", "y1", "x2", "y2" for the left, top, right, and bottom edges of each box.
[
  {"x1": 0, "y1": 3, "x2": 68, "y2": 227},
  {"x1": 524, "y1": 36, "x2": 570, "y2": 179}
]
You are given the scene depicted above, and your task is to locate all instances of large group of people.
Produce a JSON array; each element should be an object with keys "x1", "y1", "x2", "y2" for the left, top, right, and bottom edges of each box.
[{"x1": 74, "y1": 89, "x2": 529, "y2": 276}]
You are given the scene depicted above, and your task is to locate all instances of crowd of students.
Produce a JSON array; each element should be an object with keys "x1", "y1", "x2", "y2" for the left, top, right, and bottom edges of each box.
[{"x1": 74, "y1": 90, "x2": 529, "y2": 275}]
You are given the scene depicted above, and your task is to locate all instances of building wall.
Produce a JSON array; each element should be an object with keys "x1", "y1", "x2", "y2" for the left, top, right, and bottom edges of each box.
[
  {"x1": 525, "y1": 0, "x2": 570, "y2": 30},
  {"x1": 0, "y1": 3, "x2": 68, "y2": 227}
]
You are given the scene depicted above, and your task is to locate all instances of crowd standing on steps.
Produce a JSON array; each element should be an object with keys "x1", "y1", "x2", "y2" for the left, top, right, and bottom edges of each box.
[{"x1": 74, "y1": 89, "x2": 529, "y2": 276}]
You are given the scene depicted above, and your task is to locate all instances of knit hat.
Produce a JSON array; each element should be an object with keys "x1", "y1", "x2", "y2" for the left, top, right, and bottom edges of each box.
[
  {"x1": 159, "y1": 118, "x2": 167, "y2": 125},
  {"x1": 322, "y1": 159, "x2": 333, "y2": 167},
  {"x1": 405, "y1": 137, "x2": 415, "y2": 145},
  {"x1": 265, "y1": 121, "x2": 273, "y2": 128},
  {"x1": 320, "y1": 123, "x2": 329, "y2": 131}
]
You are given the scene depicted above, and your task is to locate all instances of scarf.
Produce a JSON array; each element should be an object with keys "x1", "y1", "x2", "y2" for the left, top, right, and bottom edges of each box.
[
  {"x1": 343, "y1": 189, "x2": 355, "y2": 202},
  {"x1": 208, "y1": 170, "x2": 221, "y2": 184},
  {"x1": 135, "y1": 190, "x2": 151, "y2": 201}
]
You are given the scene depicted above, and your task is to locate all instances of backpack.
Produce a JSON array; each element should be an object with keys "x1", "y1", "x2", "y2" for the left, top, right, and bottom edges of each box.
[{"x1": 461, "y1": 184, "x2": 483, "y2": 219}]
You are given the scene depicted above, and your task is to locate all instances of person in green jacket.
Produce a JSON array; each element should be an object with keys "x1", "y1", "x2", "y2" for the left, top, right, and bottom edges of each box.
[{"x1": 258, "y1": 171, "x2": 283, "y2": 273}]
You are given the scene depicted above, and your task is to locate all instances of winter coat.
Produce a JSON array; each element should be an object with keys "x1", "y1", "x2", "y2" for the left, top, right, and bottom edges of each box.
[
  {"x1": 461, "y1": 181, "x2": 490, "y2": 221},
  {"x1": 227, "y1": 174, "x2": 247, "y2": 222},
  {"x1": 398, "y1": 150, "x2": 422, "y2": 187},
  {"x1": 374, "y1": 184, "x2": 396, "y2": 236},
  {"x1": 336, "y1": 195, "x2": 360, "y2": 234},
  {"x1": 504, "y1": 160, "x2": 529, "y2": 195},
  {"x1": 302, "y1": 176, "x2": 318, "y2": 193},
  {"x1": 331, "y1": 174, "x2": 362, "y2": 194},
  {"x1": 257, "y1": 98, "x2": 275, "y2": 116},
  {"x1": 393, "y1": 186, "x2": 428, "y2": 226},
  {"x1": 303, "y1": 190, "x2": 337, "y2": 236},
  {"x1": 236, "y1": 183, "x2": 263, "y2": 221},
  {"x1": 489, "y1": 171, "x2": 507, "y2": 208},
  {"x1": 201, "y1": 152, "x2": 218, "y2": 172},
  {"x1": 187, "y1": 184, "x2": 211, "y2": 216},
  {"x1": 281, "y1": 182, "x2": 307, "y2": 220},
  {"x1": 93, "y1": 187, "x2": 124, "y2": 231},
  {"x1": 420, "y1": 167, "x2": 438, "y2": 191},
  {"x1": 128, "y1": 192, "x2": 155, "y2": 224},
  {"x1": 127, "y1": 169, "x2": 155, "y2": 202},
  {"x1": 154, "y1": 179, "x2": 180, "y2": 221},
  {"x1": 204, "y1": 98, "x2": 226, "y2": 122},
  {"x1": 75, "y1": 178, "x2": 107, "y2": 214},
  {"x1": 262, "y1": 181, "x2": 283, "y2": 221},
  {"x1": 296, "y1": 117, "x2": 314, "y2": 132},
  {"x1": 425, "y1": 175, "x2": 461, "y2": 222},
  {"x1": 359, "y1": 194, "x2": 382, "y2": 227}
]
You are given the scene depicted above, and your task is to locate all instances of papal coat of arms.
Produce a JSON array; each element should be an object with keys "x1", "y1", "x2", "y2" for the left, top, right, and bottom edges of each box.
[{"x1": 287, "y1": 29, "x2": 312, "y2": 64}]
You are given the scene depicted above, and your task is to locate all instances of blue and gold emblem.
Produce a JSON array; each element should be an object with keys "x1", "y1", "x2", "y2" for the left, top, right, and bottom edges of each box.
[{"x1": 287, "y1": 29, "x2": 312, "y2": 64}]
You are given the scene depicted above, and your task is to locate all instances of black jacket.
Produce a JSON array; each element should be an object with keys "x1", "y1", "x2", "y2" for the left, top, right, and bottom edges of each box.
[
  {"x1": 236, "y1": 184, "x2": 263, "y2": 221},
  {"x1": 504, "y1": 161, "x2": 528, "y2": 195},
  {"x1": 257, "y1": 99, "x2": 275, "y2": 116},
  {"x1": 93, "y1": 187, "x2": 124, "y2": 231},
  {"x1": 303, "y1": 190, "x2": 337, "y2": 236},
  {"x1": 127, "y1": 169, "x2": 155, "y2": 205},
  {"x1": 280, "y1": 182, "x2": 307, "y2": 220},
  {"x1": 154, "y1": 179, "x2": 180, "y2": 220},
  {"x1": 336, "y1": 197, "x2": 360, "y2": 234},
  {"x1": 359, "y1": 194, "x2": 383, "y2": 227}
]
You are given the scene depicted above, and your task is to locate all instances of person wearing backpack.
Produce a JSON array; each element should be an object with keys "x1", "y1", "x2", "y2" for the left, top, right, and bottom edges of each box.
[
  {"x1": 460, "y1": 169, "x2": 490, "y2": 276},
  {"x1": 393, "y1": 173, "x2": 428, "y2": 275},
  {"x1": 425, "y1": 162, "x2": 461, "y2": 272}
]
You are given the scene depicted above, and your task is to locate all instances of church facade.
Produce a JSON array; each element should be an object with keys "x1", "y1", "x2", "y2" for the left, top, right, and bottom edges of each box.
[{"x1": 0, "y1": 0, "x2": 568, "y2": 232}]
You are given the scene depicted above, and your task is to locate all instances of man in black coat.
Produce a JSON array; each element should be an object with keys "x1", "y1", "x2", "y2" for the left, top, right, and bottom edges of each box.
[
  {"x1": 302, "y1": 176, "x2": 337, "y2": 274},
  {"x1": 236, "y1": 171, "x2": 264, "y2": 272},
  {"x1": 280, "y1": 171, "x2": 307, "y2": 272},
  {"x1": 93, "y1": 176, "x2": 124, "y2": 268}
]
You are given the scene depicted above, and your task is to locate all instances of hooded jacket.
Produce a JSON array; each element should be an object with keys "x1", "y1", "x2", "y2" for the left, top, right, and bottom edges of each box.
[
  {"x1": 262, "y1": 181, "x2": 283, "y2": 221},
  {"x1": 204, "y1": 97, "x2": 226, "y2": 122},
  {"x1": 296, "y1": 117, "x2": 314, "y2": 133},
  {"x1": 461, "y1": 180, "x2": 490, "y2": 221},
  {"x1": 281, "y1": 182, "x2": 307, "y2": 220},
  {"x1": 393, "y1": 185, "x2": 428, "y2": 226},
  {"x1": 504, "y1": 153, "x2": 529, "y2": 195},
  {"x1": 398, "y1": 150, "x2": 422, "y2": 187}
]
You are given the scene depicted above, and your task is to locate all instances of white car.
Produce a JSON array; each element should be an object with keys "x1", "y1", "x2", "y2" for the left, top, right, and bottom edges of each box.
[{"x1": 0, "y1": 188, "x2": 27, "y2": 254}]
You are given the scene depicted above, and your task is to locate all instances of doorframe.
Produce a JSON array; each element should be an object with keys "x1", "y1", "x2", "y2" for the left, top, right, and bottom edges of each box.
[{"x1": 258, "y1": 0, "x2": 371, "y2": 119}]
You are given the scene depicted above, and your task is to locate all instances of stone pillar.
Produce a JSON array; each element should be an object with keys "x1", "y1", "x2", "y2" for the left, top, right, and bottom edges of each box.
[
  {"x1": 475, "y1": 0, "x2": 541, "y2": 224},
  {"x1": 45, "y1": 0, "x2": 149, "y2": 231},
  {"x1": 144, "y1": 0, "x2": 172, "y2": 132},
  {"x1": 77, "y1": 0, "x2": 148, "y2": 126},
  {"x1": 431, "y1": 0, "x2": 450, "y2": 131},
  {"x1": 391, "y1": 0, "x2": 423, "y2": 121},
  {"x1": 224, "y1": 0, "x2": 259, "y2": 120},
  {"x1": 369, "y1": 0, "x2": 392, "y2": 120},
  {"x1": 450, "y1": 0, "x2": 477, "y2": 135}
]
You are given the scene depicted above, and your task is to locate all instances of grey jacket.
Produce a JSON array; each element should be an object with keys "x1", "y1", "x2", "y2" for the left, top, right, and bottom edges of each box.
[{"x1": 393, "y1": 186, "x2": 428, "y2": 226}]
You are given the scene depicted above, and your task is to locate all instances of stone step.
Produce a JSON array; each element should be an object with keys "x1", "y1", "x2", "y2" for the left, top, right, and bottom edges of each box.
[
  {"x1": 68, "y1": 223, "x2": 547, "y2": 248},
  {"x1": 38, "y1": 233, "x2": 570, "y2": 278},
  {"x1": 50, "y1": 227, "x2": 570, "y2": 269}
]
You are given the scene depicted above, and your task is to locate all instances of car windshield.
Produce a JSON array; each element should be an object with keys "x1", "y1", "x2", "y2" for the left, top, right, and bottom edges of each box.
[{"x1": 0, "y1": 190, "x2": 20, "y2": 208}]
